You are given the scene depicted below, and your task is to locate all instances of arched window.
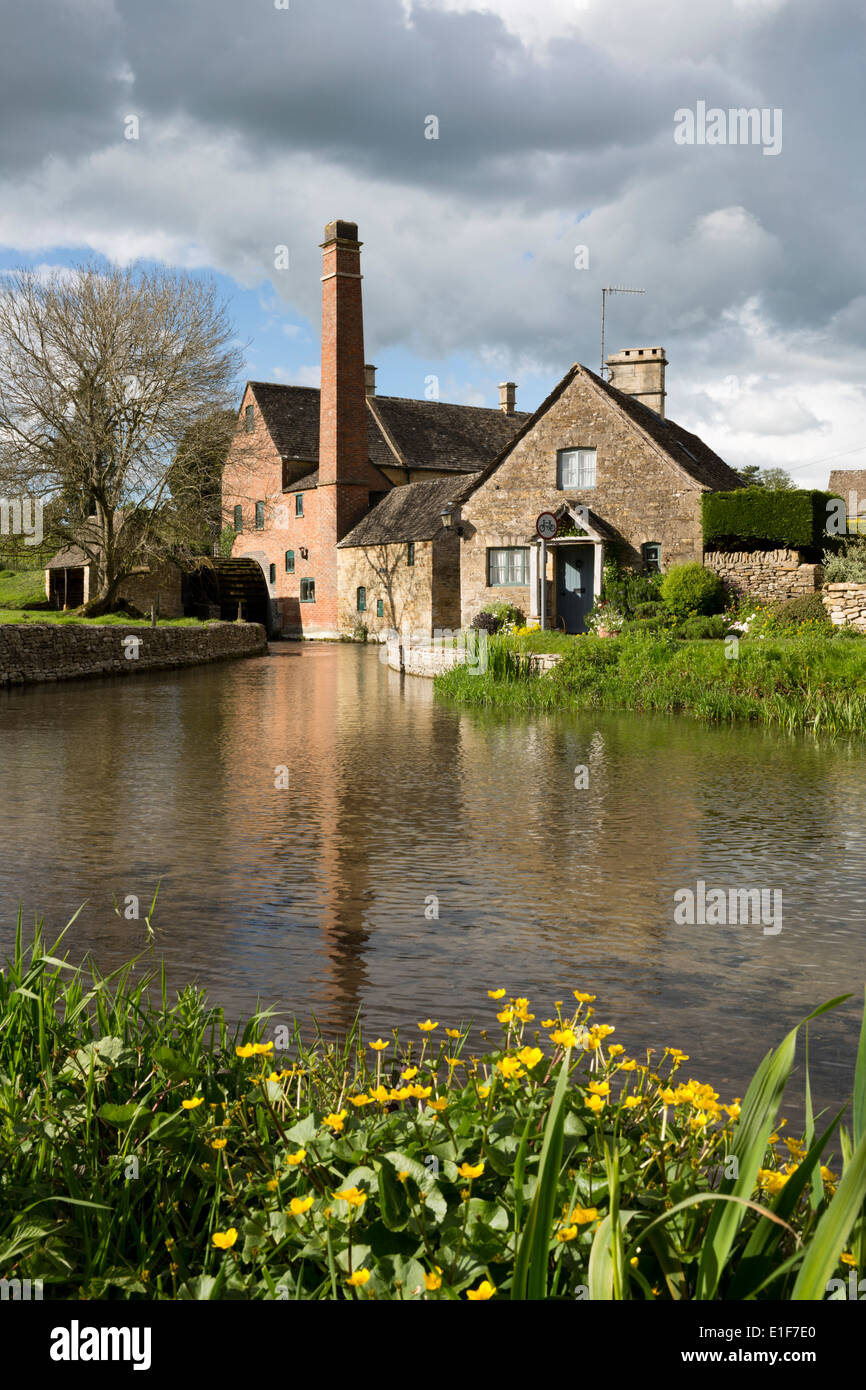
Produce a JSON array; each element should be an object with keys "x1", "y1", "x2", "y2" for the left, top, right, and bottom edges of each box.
[{"x1": 356, "y1": 586, "x2": 366, "y2": 612}]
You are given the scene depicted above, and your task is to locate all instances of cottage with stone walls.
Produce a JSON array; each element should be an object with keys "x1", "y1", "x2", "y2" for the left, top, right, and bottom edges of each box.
[{"x1": 453, "y1": 353, "x2": 743, "y2": 632}]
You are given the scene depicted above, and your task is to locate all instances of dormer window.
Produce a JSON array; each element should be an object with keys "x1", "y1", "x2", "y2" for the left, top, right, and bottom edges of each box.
[{"x1": 558, "y1": 447, "x2": 596, "y2": 490}]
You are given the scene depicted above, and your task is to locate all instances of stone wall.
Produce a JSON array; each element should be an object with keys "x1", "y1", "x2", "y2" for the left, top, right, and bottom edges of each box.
[
  {"x1": 704, "y1": 549, "x2": 823, "y2": 603},
  {"x1": 822, "y1": 583, "x2": 866, "y2": 631},
  {"x1": 0, "y1": 621, "x2": 266, "y2": 687},
  {"x1": 336, "y1": 531, "x2": 461, "y2": 637}
]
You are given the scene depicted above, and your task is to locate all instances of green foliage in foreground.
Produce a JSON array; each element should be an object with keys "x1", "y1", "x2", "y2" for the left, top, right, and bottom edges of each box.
[
  {"x1": 1, "y1": 919, "x2": 865, "y2": 1300},
  {"x1": 436, "y1": 631, "x2": 866, "y2": 737}
]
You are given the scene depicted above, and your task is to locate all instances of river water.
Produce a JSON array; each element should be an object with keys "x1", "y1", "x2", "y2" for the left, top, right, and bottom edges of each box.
[{"x1": 1, "y1": 642, "x2": 864, "y2": 1114}]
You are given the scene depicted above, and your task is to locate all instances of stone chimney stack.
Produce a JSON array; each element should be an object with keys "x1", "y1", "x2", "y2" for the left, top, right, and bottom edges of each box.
[
  {"x1": 365, "y1": 364, "x2": 377, "y2": 397},
  {"x1": 318, "y1": 220, "x2": 369, "y2": 490},
  {"x1": 605, "y1": 347, "x2": 667, "y2": 418},
  {"x1": 499, "y1": 381, "x2": 517, "y2": 414}
]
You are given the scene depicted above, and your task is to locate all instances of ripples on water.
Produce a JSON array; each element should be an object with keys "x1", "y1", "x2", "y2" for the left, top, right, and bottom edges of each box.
[{"x1": 1, "y1": 642, "x2": 865, "y2": 1114}]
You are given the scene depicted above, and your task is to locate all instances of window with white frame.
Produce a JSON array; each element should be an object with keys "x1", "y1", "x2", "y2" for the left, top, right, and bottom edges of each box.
[
  {"x1": 557, "y1": 447, "x2": 596, "y2": 490},
  {"x1": 487, "y1": 547, "x2": 529, "y2": 586}
]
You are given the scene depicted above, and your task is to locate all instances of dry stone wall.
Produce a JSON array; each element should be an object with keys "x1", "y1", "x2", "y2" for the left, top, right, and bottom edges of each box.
[
  {"x1": 822, "y1": 583, "x2": 866, "y2": 632},
  {"x1": 0, "y1": 621, "x2": 266, "y2": 688},
  {"x1": 704, "y1": 549, "x2": 822, "y2": 603}
]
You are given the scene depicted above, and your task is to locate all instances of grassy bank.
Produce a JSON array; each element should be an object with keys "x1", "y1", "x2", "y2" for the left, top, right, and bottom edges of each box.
[
  {"x1": 1, "y1": 920, "x2": 865, "y2": 1300},
  {"x1": 0, "y1": 610, "x2": 215, "y2": 627},
  {"x1": 0, "y1": 566, "x2": 48, "y2": 610},
  {"x1": 436, "y1": 632, "x2": 866, "y2": 737}
]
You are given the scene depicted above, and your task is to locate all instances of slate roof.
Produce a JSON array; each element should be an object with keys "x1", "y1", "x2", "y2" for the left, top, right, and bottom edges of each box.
[
  {"x1": 828, "y1": 470, "x2": 866, "y2": 506},
  {"x1": 463, "y1": 363, "x2": 744, "y2": 500},
  {"x1": 247, "y1": 381, "x2": 528, "y2": 476},
  {"x1": 338, "y1": 474, "x2": 480, "y2": 548},
  {"x1": 46, "y1": 545, "x2": 89, "y2": 569}
]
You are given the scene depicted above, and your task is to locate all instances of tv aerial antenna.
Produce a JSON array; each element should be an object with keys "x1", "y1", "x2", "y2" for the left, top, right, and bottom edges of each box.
[{"x1": 600, "y1": 287, "x2": 645, "y2": 378}]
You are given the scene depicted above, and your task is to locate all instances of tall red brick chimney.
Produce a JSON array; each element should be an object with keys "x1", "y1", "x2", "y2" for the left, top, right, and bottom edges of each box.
[{"x1": 318, "y1": 221, "x2": 370, "y2": 524}]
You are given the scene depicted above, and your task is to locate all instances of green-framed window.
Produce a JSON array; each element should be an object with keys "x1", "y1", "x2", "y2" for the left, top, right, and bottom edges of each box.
[
  {"x1": 300, "y1": 577, "x2": 315, "y2": 602},
  {"x1": 268, "y1": 563, "x2": 276, "y2": 584},
  {"x1": 295, "y1": 493, "x2": 304, "y2": 517},
  {"x1": 642, "y1": 542, "x2": 661, "y2": 574},
  {"x1": 407, "y1": 542, "x2": 415, "y2": 566},
  {"x1": 233, "y1": 505, "x2": 243, "y2": 533},
  {"x1": 376, "y1": 599, "x2": 384, "y2": 618},
  {"x1": 255, "y1": 501, "x2": 265, "y2": 530},
  {"x1": 285, "y1": 549, "x2": 295, "y2": 573},
  {"x1": 487, "y1": 547, "x2": 529, "y2": 586},
  {"x1": 356, "y1": 586, "x2": 366, "y2": 612}
]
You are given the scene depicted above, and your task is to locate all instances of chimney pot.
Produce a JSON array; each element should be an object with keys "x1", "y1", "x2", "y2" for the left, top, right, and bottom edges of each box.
[
  {"x1": 365, "y1": 364, "x2": 376, "y2": 397},
  {"x1": 499, "y1": 381, "x2": 517, "y2": 414}
]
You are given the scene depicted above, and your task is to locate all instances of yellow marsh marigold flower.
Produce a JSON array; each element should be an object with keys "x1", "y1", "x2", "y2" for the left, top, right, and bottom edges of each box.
[
  {"x1": 658, "y1": 1088, "x2": 677, "y2": 1106},
  {"x1": 488, "y1": 989, "x2": 506, "y2": 999},
  {"x1": 368, "y1": 1084, "x2": 390, "y2": 1104},
  {"x1": 398, "y1": 1170, "x2": 410, "y2": 1183},
  {"x1": 757, "y1": 1169, "x2": 789, "y2": 1196},
  {"x1": 427, "y1": 1097, "x2": 448, "y2": 1113},
  {"x1": 424, "y1": 1268, "x2": 443, "y2": 1291},
  {"x1": 477, "y1": 1085, "x2": 491, "y2": 1099},
  {"x1": 181, "y1": 1096, "x2": 204, "y2": 1110},
  {"x1": 608, "y1": 1044, "x2": 625, "y2": 1057},
  {"x1": 623, "y1": 1095, "x2": 641, "y2": 1109},
  {"x1": 556, "y1": 1225, "x2": 578, "y2": 1242},
  {"x1": 389, "y1": 1086, "x2": 413, "y2": 1101},
  {"x1": 350, "y1": 1093, "x2": 373, "y2": 1107},
  {"x1": 418, "y1": 1019, "x2": 439, "y2": 1032},
  {"x1": 212, "y1": 1228, "x2": 238, "y2": 1249},
  {"x1": 496, "y1": 1057, "x2": 525, "y2": 1080},
  {"x1": 286, "y1": 1147, "x2": 306, "y2": 1165},
  {"x1": 401, "y1": 1066, "x2": 419, "y2": 1080},
  {"x1": 573, "y1": 991, "x2": 596, "y2": 1003},
  {"x1": 266, "y1": 1178, "x2": 279, "y2": 1192},
  {"x1": 466, "y1": 1280, "x2": 496, "y2": 1301},
  {"x1": 290, "y1": 1196, "x2": 314, "y2": 1216},
  {"x1": 618, "y1": 1059, "x2": 638, "y2": 1071},
  {"x1": 549, "y1": 1028, "x2": 577, "y2": 1049},
  {"x1": 570, "y1": 1206, "x2": 598, "y2": 1225},
  {"x1": 517, "y1": 1046, "x2": 544, "y2": 1070},
  {"x1": 346, "y1": 1268, "x2": 370, "y2": 1286},
  {"x1": 409, "y1": 1084, "x2": 432, "y2": 1099},
  {"x1": 322, "y1": 1110, "x2": 347, "y2": 1133},
  {"x1": 588, "y1": 1080, "x2": 610, "y2": 1097},
  {"x1": 369, "y1": 1038, "x2": 389, "y2": 1051},
  {"x1": 334, "y1": 1186, "x2": 366, "y2": 1208},
  {"x1": 841, "y1": 1252, "x2": 856, "y2": 1267},
  {"x1": 457, "y1": 1161, "x2": 485, "y2": 1179},
  {"x1": 445, "y1": 1028, "x2": 461, "y2": 1039},
  {"x1": 820, "y1": 1165, "x2": 837, "y2": 1184},
  {"x1": 593, "y1": 1024, "x2": 616, "y2": 1040},
  {"x1": 210, "y1": 1138, "x2": 228, "y2": 1150},
  {"x1": 497, "y1": 1007, "x2": 515, "y2": 1024},
  {"x1": 235, "y1": 1043, "x2": 255, "y2": 1058},
  {"x1": 585, "y1": 1093, "x2": 605, "y2": 1115},
  {"x1": 252, "y1": 1042, "x2": 274, "y2": 1055}
]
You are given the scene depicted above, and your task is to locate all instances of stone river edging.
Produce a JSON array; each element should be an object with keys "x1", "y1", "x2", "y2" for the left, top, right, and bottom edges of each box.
[
  {"x1": 384, "y1": 636, "x2": 562, "y2": 679},
  {"x1": 0, "y1": 621, "x2": 267, "y2": 687}
]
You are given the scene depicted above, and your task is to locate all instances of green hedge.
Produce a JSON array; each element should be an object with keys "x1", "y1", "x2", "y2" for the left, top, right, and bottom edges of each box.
[{"x1": 702, "y1": 488, "x2": 841, "y2": 549}]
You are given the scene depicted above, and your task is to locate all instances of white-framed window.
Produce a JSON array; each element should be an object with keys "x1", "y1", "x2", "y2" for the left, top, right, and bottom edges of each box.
[
  {"x1": 558, "y1": 447, "x2": 596, "y2": 490},
  {"x1": 487, "y1": 547, "x2": 529, "y2": 586}
]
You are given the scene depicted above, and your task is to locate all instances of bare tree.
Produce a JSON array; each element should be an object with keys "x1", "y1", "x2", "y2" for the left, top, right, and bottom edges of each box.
[{"x1": 0, "y1": 261, "x2": 243, "y2": 614}]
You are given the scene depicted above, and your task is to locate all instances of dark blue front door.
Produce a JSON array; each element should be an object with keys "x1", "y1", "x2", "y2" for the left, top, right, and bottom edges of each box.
[{"x1": 557, "y1": 546, "x2": 594, "y2": 633}]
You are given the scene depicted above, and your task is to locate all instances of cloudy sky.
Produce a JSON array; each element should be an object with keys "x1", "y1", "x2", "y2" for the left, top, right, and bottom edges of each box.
[{"x1": 1, "y1": 0, "x2": 863, "y2": 483}]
